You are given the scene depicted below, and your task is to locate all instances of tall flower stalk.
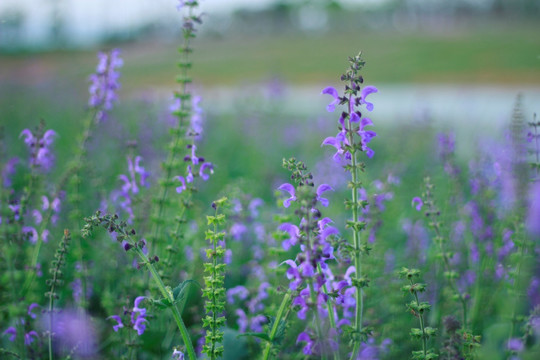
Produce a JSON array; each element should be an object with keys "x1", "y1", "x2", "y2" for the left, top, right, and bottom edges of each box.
[{"x1": 321, "y1": 52, "x2": 378, "y2": 358}]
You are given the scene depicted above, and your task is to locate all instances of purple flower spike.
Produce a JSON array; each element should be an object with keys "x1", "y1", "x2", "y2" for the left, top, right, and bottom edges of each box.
[
  {"x1": 108, "y1": 315, "x2": 124, "y2": 332},
  {"x1": 316, "y1": 184, "x2": 333, "y2": 207},
  {"x1": 412, "y1": 197, "x2": 423, "y2": 211},
  {"x1": 175, "y1": 176, "x2": 187, "y2": 194},
  {"x1": 199, "y1": 162, "x2": 214, "y2": 181},
  {"x1": 278, "y1": 183, "x2": 296, "y2": 208},
  {"x1": 322, "y1": 87, "x2": 340, "y2": 112},
  {"x1": 4, "y1": 327, "x2": 16, "y2": 342},
  {"x1": 360, "y1": 85, "x2": 378, "y2": 111}
]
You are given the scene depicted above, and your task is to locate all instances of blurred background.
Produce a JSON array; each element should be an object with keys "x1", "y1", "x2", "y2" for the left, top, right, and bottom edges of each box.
[{"x1": 0, "y1": 0, "x2": 539, "y2": 188}]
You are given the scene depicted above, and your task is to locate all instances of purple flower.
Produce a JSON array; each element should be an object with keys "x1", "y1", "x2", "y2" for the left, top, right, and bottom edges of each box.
[
  {"x1": 172, "y1": 348, "x2": 185, "y2": 360},
  {"x1": 278, "y1": 223, "x2": 300, "y2": 250},
  {"x1": 278, "y1": 183, "x2": 296, "y2": 208},
  {"x1": 297, "y1": 331, "x2": 316, "y2": 355},
  {"x1": 24, "y1": 330, "x2": 38, "y2": 345},
  {"x1": 22, "y1": 226, "x2": 38, "y2": 244},
  {"x1": 175, "y1": 176, "x2": 187, "y2": 193},
  {"x1": 235, "y1": 309, "x2": 249, "y2": 333},
  {"x1": 360, "y1": 86, "x2": 378, "y2": 111},
  {"x1": 199, "y1": 162, "x2": 214, "y2": 181},
  {"x1": 20, "y1": 129, "x2": 57, "y2": 171},
  {"x1": 2, "y1": 157, "x2": 18, "y2": 188},
  {"x1": 47, "y1": 309, "x2": 97, "y2": 356},
  {"x1": 226, "y1": 286, "x2": 249, "y2": 304},
  {"x1": 526, "y1": 182, "x2": 540, "y2": 236},
  {"x1": 133, "y1": 316, "x2": 148, "y2": 336},
  {"x1": 108, "y1": 315, "x2": 124, "y2": 332},
  {"x1": 28, "y1": 303, "x2": 40, "y2": 319},
  {"x1": 411, "y1": 197, "x2": 423, "y2": 211},
  {"x1": 507, "y1": 338, "x2": 524, "y2": 352},
  {"x1": 316, "y1": 184, "x2": 333, "y2": 207},
  {"x1": 321, "y1": 87, "x2": 340, "y2": 112},
  {"x1": 88, "y1": 49, "x2": 123, "y2": 122},
  {"x1": 3, "y1": 326, "x2": 16, "y2": 342}
]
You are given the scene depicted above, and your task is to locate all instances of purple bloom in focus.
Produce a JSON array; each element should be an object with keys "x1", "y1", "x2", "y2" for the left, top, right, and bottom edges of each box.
[
  {"x1": 316, "y1": 184, "x2": 333, "y2": 207},
  {"x1": 3, "y1": 326, "x2": 16, "y2": 342},
  {"x1": 411, "y1": 197, "x2": 423, "y2": 211},
  {"x1": 322, "y1": 87, "x2": 340, "y2": 112},
  {"x1": 278, "y1": 183, "x2": 296, "y2": 208},
  {"x1": 360, "y1": 86, "x2": 378, "y2": 111},
  {"x1": 133, "y1": 316, "x2": 148, "y2": 336}
]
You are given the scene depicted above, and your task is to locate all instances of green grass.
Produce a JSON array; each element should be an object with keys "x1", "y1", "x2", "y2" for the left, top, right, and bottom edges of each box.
[{"x1": 0, "y1": 21, "x2": 539, "y2": 94}]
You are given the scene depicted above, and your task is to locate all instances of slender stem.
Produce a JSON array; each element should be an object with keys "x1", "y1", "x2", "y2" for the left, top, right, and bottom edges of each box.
[
  {"x1": 410, "y1": 280, "x2": 427, "y2": 358},
  {"x1": 261, "y1": 291, "x2": 292, "y2": 360},
  {"x1": 317, "y1": 263, "x2": 341, "y2": 360},
  {"x1": 134, "y1": 248, "x2": 197, "y2": 360},
  {"x1": 347, "y1": 95, "x2": 363, "y2": 359}
]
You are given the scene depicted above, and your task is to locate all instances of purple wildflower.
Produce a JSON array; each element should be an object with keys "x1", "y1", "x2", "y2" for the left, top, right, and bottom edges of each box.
[
  {"x1": 507, "y1": 338, "x2": 524, "y2": 352},
  {"x1": 411, "y1": 197, "x2": 423, "y2": 211},
  {"x1": 108, "y1": 315, "x2": 124, "y2": 332},
  {"x1": 175, "y1": 176, "x2": 187, "y2": 194},
  {"x1": 24, "y1": 330, "x2": 38, "y2": 345},
  {"x1": 3, "y1": 326, "x2": 16, "y2": 342},
  {"x1": 28, "y1": 303, "x2": 40, "y2": 319},
  {"x1": 172, "y1": 348, "x2": 185, "y2": 360},
  {"x1": 22, "y1": 226, "x2": 38, "y2": 244},
  {"x1": 2, "y1": 157, "x2": 18, "y2": 187},
  {"x1": 297, "y1": 331, "x2": 316, "y2": 355},
  {"x1": 278, "y1": 183, "x2": 296, "y2": 208},
  {"x1": 199, "y1": 162, "x2": 214, "y2": 181},
  {"x1": 226, "y1": 286, "x2": 249, "y2": 304},
  {"x1": 316, "y1": 184, "x2": 333, "y2": 207},
  {"x1": 279, "y1": 223, "x2": 300, "y2": 250},
  {"x1": 322, "y1": 87, "x2": 340, "y2": 112},
  {"x1": 88, "y1": 48, "x2": 123, "y2": 122},
  {"x1": 360, "y1": 86, "x2": 378, "y2": 112},
  {"x1": 20, "y1": 128, "x2": 57, "y2": 171}
]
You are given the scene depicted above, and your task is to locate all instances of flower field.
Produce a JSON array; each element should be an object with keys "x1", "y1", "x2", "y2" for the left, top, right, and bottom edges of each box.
[{"x1": 1, "y1": 1, "x2": 539, "y2": 360}]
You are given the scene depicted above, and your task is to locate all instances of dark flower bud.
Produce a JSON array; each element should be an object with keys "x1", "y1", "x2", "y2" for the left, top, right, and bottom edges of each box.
[
  {"x1": 154, "y1": 255, "x2": 159, "y2": 263},
  {"x1": 124, "y1": 243, "x2": 133, "y2": 252},
  {"x1": 184, "y1": 156, "x2": 191, "y2": 162},
  {"x1": 211, "y1": 202, "x2": 217, "y2": 209}
]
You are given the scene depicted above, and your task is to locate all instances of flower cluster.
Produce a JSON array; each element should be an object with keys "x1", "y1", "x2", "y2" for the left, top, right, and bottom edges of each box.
[
  {"x1": 108, "y1": 296, "x2": 148, "y2": 336},
  {"x1": 20, "y1": 127, "x2": 57, "y2": 172},
  {"x1": 88, "y1": 48, "x2": 123, "y2": 122},
  {"x1": 112, "y1": 155, "x2": 150, "y2": 223}
]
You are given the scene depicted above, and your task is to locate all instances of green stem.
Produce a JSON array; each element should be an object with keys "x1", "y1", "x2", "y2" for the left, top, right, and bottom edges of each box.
[
  {"x1": 134, "y1": 248, "x2": 196, "y2": 360},
  {"x1": 317, "y1": 263, "x2": 341, "y2": 360},
  {"x1": 347, "y1": 98, "x2": 363, "y2": 360},
  {"x1": 261, "y1": 291, "x2": 292, "y2": 360},
  {"x1": 411, "y1": 280, "x2": 427, "y2": 358}
]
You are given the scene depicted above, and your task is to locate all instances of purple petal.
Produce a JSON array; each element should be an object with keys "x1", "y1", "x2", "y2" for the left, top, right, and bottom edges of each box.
[
  {"x1": 175, "y1": 176, "x2": 186, "y2": 193},
  {"x1": 321, "y1": 86, "x2": 339, "y2": 112},
  {"x1": 412, "y1": 197, "x2": 423, "y2": 211},
  {"x1": 360, "y1": 85, "x2": 378, "y2": 112}
]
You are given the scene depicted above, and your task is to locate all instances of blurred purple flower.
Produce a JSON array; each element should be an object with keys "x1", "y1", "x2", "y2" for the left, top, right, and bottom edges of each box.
[
  {"x1": 279, "y1": 223, "x2": 300, "y2": 250},
  {"x1": 199, "y1": 162, "x2": 214, "y2": 181},
  {"x1": 507, "y1": 338, "x2": 524, "y2": 352},
  {"x1": 411, "y1": 197, "x2": 423, "y2": 211},
  {"x1": 2, "y1": 157, "x2": 18, "y2": 187},
  {"x1": 108, "y1": 315, "x2": 124, "y2": 332},
  {"x1": 24, "y1": 330, "x2": 38, "y2": 345},
  {"x1": 172, "y1": 348, "x2": 185, "y2": 360},
  {"x1": 88, "y1": 49, "x2": 123, "y2": 122},
  {"x1": 3, "y1": 326, "x2": 16, "y2": 341},
  {"x1": 526, "y1": 182, "x2": 540, "y2": 236},
  {"x1": 28, "y1": 303, "x2": 40, "y2": 319}
]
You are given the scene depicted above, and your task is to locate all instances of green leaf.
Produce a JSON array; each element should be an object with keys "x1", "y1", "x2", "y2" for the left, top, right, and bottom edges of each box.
[{"x1": 172, "y1": 279, "x2": 199, "y2": 313}]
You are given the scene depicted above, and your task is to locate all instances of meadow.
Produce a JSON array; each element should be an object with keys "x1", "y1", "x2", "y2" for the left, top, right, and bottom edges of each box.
[{"x1": 1, "y1": 2, "x2": 539, "y2": 360}]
